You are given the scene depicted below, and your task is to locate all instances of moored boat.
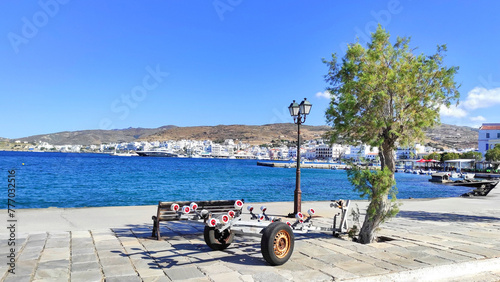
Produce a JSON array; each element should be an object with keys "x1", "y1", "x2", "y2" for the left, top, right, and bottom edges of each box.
[{"x1": 136, "y1": 149, "x2": 178, "y2": 157}]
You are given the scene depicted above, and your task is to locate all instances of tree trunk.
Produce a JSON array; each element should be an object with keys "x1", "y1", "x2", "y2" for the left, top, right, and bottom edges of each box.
[
  {"x1": 357, "y1": 139, "x2": 395, "y2": 244},
  {"x1": 380, "y1": 139, "x2": 396, "y2": 175},
  {"x1": 358, "y1": 197, "x2": 388, "y2": 243}
]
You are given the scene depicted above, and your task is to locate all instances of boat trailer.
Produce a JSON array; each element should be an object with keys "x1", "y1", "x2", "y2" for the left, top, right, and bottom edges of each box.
[{"x1": 152, "y1": 199, "x2": 351, "y2": 265}]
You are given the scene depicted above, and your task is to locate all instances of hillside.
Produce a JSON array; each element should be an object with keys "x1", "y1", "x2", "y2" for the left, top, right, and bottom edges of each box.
[
  {"x1": 7, "y1": 123, "x2": 478, "y2": 149},
  {"x1": 15, "y1": 126, "x2": 175, "y2": 145},
  {"x1": 424, "y1": 124, "x2": 479, "y2": 150},
  {"x1": 142, "y1": 124, "x2": 330, "y2": 145}
]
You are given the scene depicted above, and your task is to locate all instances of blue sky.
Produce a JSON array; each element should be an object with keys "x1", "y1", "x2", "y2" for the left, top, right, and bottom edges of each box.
[{"x1": 1, "y1": 1, "x2": 500, "y2": 139}]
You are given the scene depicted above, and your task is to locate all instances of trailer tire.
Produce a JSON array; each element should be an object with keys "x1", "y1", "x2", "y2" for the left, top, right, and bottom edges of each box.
[
  {"x1": 204, "y1": 226, "x2": 234, "y2": 250},
  {"x1": 261, "y1": 221, "x2": 294, "y2": 265}
]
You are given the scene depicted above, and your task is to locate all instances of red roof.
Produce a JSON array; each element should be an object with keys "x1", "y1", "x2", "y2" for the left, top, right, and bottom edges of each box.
[{"x1": 480, "y1": 124, "x2": 500, "y2": 130}]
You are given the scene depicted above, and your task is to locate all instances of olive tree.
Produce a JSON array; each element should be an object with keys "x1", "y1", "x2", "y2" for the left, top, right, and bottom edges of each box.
[
  {"x1": 323, "y1": 26, "x2": 460, "y2": 244},
  {"x1": 426, "y1": 152, "x2": 442, "y2": 161},
  {"x1": 461, "y1": 151, "x2": 482, "y2": 162},
  {"x1": 485, "y1": 145, "x2": 500, "y2": 162}
]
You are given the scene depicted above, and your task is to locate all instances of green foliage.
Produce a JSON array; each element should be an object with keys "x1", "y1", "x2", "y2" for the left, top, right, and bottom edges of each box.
[
  {"x1": 323, "y1": 25, "x2": 459, "y2": 243},
  {"x1": 323, "y1": 25, "x2": 460, "y2": 150},
  {"x1": 348, "y1": 225, "x2": 358, "y2": 240},
  {"x1": 485, "y1": 145, "x2": 500, "y2": 162},
  {"x1": 442, "y1": 152, "x2": 460, "y2": 161},
  {"x1": 425, "y1": 152, "x2": 442, "y2": 161},
  {"x1": 461, "y1": 151, "x2": 483, "y2": 162},
  {"x1": 347, "y1": 166, "x2": 400, "y2": 223}
]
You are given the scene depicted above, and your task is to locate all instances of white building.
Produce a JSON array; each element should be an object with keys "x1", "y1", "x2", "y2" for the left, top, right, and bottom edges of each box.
[
  {"x1": 478, "y1": 123, "x2": 500, "y2": 156},
  {"x1": 345, "y1": 145, "x2": 379, "y2": 161},
  {"x1": 305, "y1": 148, "x2": 316, "y2": 160},
  {"x1": 396, "y1": 144, "x2": 428, "y2": 160}
]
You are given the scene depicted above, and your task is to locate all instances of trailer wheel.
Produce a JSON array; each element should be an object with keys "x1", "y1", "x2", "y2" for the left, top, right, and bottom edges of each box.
[
  {"x1": 261, "y1": 221, "x2": 295, "y2": 265},
  {"x1": 204, "y1": 226, "x2": 234, "y2": 250}
]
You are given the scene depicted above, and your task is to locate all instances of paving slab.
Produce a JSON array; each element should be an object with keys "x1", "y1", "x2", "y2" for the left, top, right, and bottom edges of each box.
[
  {"x1": 71, "y1": 261, "x2": 101, "y2": 272},
  {"x1": 70, "y1": 270, "x2": 103, "y2": 282},
  {"x1": 33, "y1": 267, "x2": 69, "y2": 280},
  {"x1": 71, "y1": 253, "x2": 99, "y2": 263},
  {"x1": 162, "y1": 265, "x2": 206, "y2": 280},
  {"x1": 101, "y1": 264, "x2": 137, "y2": 277}
]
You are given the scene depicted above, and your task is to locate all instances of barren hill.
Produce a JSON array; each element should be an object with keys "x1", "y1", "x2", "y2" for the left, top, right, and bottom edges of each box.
[
  {"x1": 142, "y1": 124, "x2": 330, "y2": 145},
  {"x1": 424, "y1": 124, "x2": 478, "y2": 150},
  {"x1": 16, "y1": 126, "x2": 175, "y2": 145}
]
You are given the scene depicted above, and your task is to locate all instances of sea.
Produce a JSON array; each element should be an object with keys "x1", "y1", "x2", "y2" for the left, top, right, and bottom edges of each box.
[{"x1": 1, "y1": 151, "x2": 473, "y2": 209}]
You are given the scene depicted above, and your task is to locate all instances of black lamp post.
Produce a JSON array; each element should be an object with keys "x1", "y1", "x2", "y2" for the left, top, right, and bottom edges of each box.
[{"x1": 288, "y1": 98, "x2": 312, "y2": 216}]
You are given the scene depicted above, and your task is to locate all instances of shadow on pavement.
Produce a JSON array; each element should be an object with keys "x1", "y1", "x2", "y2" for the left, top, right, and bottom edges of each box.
[{"x1": 397, "y1": 210, "x2": 500, "y2": 222}]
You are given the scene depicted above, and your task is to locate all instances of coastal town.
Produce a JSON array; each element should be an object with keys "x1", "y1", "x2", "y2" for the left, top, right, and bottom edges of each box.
[
  {"x1": 0, "y1": 138, "x2": 469, "y2": 161},
  {"x1": 3, "y1": 122, "x2": 499, "y2": 163}
]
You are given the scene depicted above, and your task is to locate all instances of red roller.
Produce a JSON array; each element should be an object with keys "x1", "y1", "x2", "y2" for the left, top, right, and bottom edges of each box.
[
  {"x1": 227, "y1": 210, "x2": 235, "y2": 218},
  {"x1": 207, "y1": 218, "x2": 218, "y2": 227},
  {"x1": 295, "y1": 212, "x2": 304, "y2": 220},
  {"x1": 182, "y1": 206, "x2": 191, "y2": 214},
  {"x1": 219, "y1": 215, "x2": 229, "y2": 224},
  {"x1": 286, "y1": 221, "x2": 292, "y2": 227},
  {"x1": 234, "y1": 200, "x2": 244, "y2": 210},
  {"x1": 170, "y1": 203, "x2": 180, "y2": 212},
  {"x1": 260, "y1": 206, "x2": 267, "y2": 213},
  {"x1": 247, "y1": 206, "x2": 254, "y2": 212},
  {"x1": 258, "y1": 214, "x2": 265, "y2": 221},
  {"x1": 307, "y1": 208, "x2": 315, "y2": 216},
  {"x1": 190, "y1": 202, "x2": 198, "y2": 210}
]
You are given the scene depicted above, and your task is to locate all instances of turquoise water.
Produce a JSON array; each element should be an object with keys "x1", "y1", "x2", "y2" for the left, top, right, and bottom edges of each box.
[{"x1": 1, "y1": 151, "x2": 472, "y2": 209}]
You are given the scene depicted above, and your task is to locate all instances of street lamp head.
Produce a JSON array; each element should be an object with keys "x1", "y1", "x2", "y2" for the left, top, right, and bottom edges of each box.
[
  {"x1": 288, "y1": 100, "x2": 300, "y2": 117},
  {"x1": 299, "y1": 98, "x2": 312, "y2": 115}
]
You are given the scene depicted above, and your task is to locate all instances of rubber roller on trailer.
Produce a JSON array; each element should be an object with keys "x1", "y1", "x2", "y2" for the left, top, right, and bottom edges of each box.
[
  {"x1": 170, "y1": 203, "x2": 180, "y2": 212},
  {"x1": 181, "y1": 206, "x2": 191, "y2": 214},
  {"x1": 227, "y1": 210, "x2": 235, "y2": 218},
  {"x1": 200, "y1": 209, "x2": 209, "y2": 219},
  {"x1": 218, "y1": 214, "x2": 230, "y2": 224},
  {"x1": 190, "y1": 202, "x2": 198, "y2": 210},
  {"x1": 207, "y1": 217, "x2": 218, "y2": 227},
  {"x1": 307, "y1": 208, "x2": 315, "y2": 216},
  {"x1": 234, "y1": 200, "x2": 244, "y2": 210},
  {"x1": 247, "y1": 205, "x2": 259, "y2": 220}
]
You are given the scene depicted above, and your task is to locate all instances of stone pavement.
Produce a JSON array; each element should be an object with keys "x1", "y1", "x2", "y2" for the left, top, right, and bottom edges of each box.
[{"x1": 2, "y1": 188, "x2": 500, "y2": 281}]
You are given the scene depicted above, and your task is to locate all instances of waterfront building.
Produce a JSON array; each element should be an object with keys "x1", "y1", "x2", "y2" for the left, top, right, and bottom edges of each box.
[
  {"x1": 305, "y1": 147, "x2": 316, "y2": 160},
  {"x1": 396, "y1": 144, "x2": 428, "y2": 160},
  {"x1": 478, "y1": 123, "x2": 500, "y2": 157},
  {"x1": 365, "y1": 152, "x2": 378, "y2": 161},
  {"x1": 315, "y1": 144, "x2": 331, "y2": 160},
  {"x1": 345, "y1": 145, "x2": 378, "y2": 161}
]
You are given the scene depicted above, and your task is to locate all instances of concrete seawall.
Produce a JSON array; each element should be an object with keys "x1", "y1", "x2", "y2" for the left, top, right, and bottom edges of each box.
[{"x1": 257, "y1": 161, "x2": 349, "y2": 170}]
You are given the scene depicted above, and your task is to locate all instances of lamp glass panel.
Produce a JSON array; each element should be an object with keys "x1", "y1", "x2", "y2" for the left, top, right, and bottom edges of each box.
[
  {"x1": 300, "y1": 100, "x2": 312, "y2": 115},
  {"x1": 289, "y1": 102, "x2": 300, "y2": 116}
]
